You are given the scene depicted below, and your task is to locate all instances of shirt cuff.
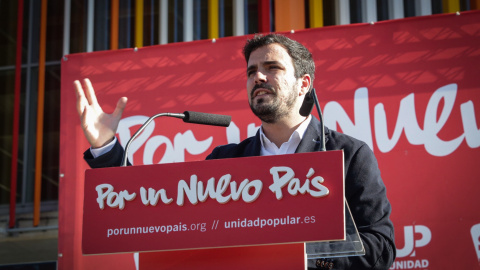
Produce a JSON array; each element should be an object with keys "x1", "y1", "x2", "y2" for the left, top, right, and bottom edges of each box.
[{"x1": 90, "y1": 137, "x2": 117, "y2": 158}]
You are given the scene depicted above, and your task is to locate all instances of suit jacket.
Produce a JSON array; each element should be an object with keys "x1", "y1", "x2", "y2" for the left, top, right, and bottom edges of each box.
[
  {"x1": 206, "y1": 116, "x2": 396, "y2": 269},
  {"x1": 84, "y1": 116, "x2": 396, "y2": 269}
]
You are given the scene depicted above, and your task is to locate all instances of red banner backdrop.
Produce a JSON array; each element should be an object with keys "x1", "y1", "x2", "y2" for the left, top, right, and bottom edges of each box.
[{"x1": 59, "y1": 11, "x2": 480, "y2": 270}]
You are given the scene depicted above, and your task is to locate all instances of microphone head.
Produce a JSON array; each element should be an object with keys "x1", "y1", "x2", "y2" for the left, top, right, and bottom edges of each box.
[
  {"x1": 183, "y1": 111, "x2": 231, "y2": 127},
  {"x1": 299, "y1": 90, "x2": 314, "y2": 117}
]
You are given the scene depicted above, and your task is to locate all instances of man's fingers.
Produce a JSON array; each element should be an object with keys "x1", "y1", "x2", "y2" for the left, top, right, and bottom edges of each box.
[
  {"x1": 80, "y1": 104, "x2": 90, "y2": 129},
  {"x1": 83, "y1": 78, "x2": 99, "y2": 107},
  {"x1": 74, "y1": 80, "x2": 87, "y2": 116},
  {"x1": 113, "y1": 97, "x2": 128, "y2": 119},
  {"x1": 73, "y1": 80, "x2": 83, "y2": 98}
]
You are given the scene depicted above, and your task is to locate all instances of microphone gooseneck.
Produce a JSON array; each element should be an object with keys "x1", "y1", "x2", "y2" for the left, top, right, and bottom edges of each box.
[{"x1": 311, "y1": 89, "x2": 326, "y2": 152}]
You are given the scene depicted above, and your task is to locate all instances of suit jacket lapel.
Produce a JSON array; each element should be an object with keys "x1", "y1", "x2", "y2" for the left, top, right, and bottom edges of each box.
[
  {"x1": 245, "y1": 130, "x2": 262, "y2": 157},
  {"x1": 295, "y1": 116, "x2": 328, "y2": 153}
]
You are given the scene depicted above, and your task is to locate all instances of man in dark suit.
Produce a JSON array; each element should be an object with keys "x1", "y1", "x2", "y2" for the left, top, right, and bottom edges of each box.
[{"x1": 75, "y1": 34, "x2": 395, "y2": 269}]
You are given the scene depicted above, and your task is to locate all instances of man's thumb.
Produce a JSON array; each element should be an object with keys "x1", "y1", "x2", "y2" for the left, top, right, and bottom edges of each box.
[{"x1": 113, "y1": 97, "x2": 128, "y2": 118}]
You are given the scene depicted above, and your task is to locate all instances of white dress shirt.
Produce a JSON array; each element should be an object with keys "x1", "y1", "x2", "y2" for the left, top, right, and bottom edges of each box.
[{"x1": 259, "y1": 115, "x2": 312, "y2": 156}]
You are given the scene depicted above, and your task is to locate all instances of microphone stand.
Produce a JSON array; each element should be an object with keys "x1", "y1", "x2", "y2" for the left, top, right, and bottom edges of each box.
[{"x1": 311, "y1": 89, "x2": 326, "y2": 152}]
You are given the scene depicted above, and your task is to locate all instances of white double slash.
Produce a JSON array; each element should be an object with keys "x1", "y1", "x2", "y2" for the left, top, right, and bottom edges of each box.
[{"x1": 212, "y1": 220, "x2": 219, "y2": 230}]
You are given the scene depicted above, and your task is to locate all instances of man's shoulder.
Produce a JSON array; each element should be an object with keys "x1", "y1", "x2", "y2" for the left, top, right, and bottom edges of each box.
[
  {"x1": 327, "y1": 128, "x2": 364, "y2": 146},
  {"x1": 325, "y1": 127, "x2": 372, "y2": 157},
  {"x1": 206, "y1": 136, "x2": 259, "y2": 160}
]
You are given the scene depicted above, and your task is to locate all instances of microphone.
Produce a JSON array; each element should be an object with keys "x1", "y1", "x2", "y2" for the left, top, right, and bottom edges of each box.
[
  {"x1": 299, "y1": 90, "x2": 314, "y2": 117},
  {"x1": 183, "y1": 111, "x2": 231, "y2": 127},
  {"x1": 300, "y1": 88, "x2": 326, "y2": 151},
  {"x1": 121, "y1": 111, "x2": 231, "y2": 166}
]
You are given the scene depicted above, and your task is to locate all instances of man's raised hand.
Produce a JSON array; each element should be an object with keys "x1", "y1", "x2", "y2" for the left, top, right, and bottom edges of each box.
[{"x1": 74, "y1": 78, "x2": 128, "y2": 148}]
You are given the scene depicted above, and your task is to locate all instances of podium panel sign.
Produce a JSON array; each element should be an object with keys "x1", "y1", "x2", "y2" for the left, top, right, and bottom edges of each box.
[{"x1": 82, "y1": 151, "x2": 345, "y2": 255}]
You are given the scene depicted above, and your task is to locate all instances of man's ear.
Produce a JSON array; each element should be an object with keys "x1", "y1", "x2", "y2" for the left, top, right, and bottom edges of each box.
[{"x1": 299, "y1": 74, "x2": 311, "y2": 96}]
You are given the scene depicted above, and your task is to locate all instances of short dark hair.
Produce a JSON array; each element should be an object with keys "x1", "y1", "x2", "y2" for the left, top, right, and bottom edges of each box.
[{"x1": 242, "y1": 34, "x2": 315, "y2": 89}]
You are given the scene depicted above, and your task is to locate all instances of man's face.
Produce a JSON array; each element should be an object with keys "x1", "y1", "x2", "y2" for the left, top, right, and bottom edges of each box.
[{"x1": 246, "y1": 43, "x2": 303, "y2": 123}]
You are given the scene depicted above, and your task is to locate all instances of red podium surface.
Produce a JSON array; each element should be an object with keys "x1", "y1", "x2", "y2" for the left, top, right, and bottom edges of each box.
[
  {"x1": 82, "y1": 151, "x2": 345, "y2": 267},
  {"x1": 139, "y1": 244, "x2": 306, "y2": 270}
]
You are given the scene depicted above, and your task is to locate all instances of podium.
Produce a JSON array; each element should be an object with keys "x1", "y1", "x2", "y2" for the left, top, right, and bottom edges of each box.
[{"x1": 82, "y1": 151, "x2": 364, "y2": 269}]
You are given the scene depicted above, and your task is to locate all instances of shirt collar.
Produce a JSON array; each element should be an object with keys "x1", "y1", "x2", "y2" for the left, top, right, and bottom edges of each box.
[{"x1": 259, "y1": 115, "x2": 312, "y2": 156}]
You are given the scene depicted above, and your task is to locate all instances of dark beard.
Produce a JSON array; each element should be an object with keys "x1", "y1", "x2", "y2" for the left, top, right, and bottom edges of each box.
[
  {"x1": 249, "y1": 88, "x2": 297, "y2": 124},
  {"x1": 250, "y1": 97, "x2": 281, "y2": 123}
]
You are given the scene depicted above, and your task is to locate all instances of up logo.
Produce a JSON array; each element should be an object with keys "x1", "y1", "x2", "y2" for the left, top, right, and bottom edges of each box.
[
  {"x1": 471, "y1": 223, "x2": 480, "y2": 261},
  {"x1": 397, "y1": 225, "x2": 431, "y2": 257}
]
